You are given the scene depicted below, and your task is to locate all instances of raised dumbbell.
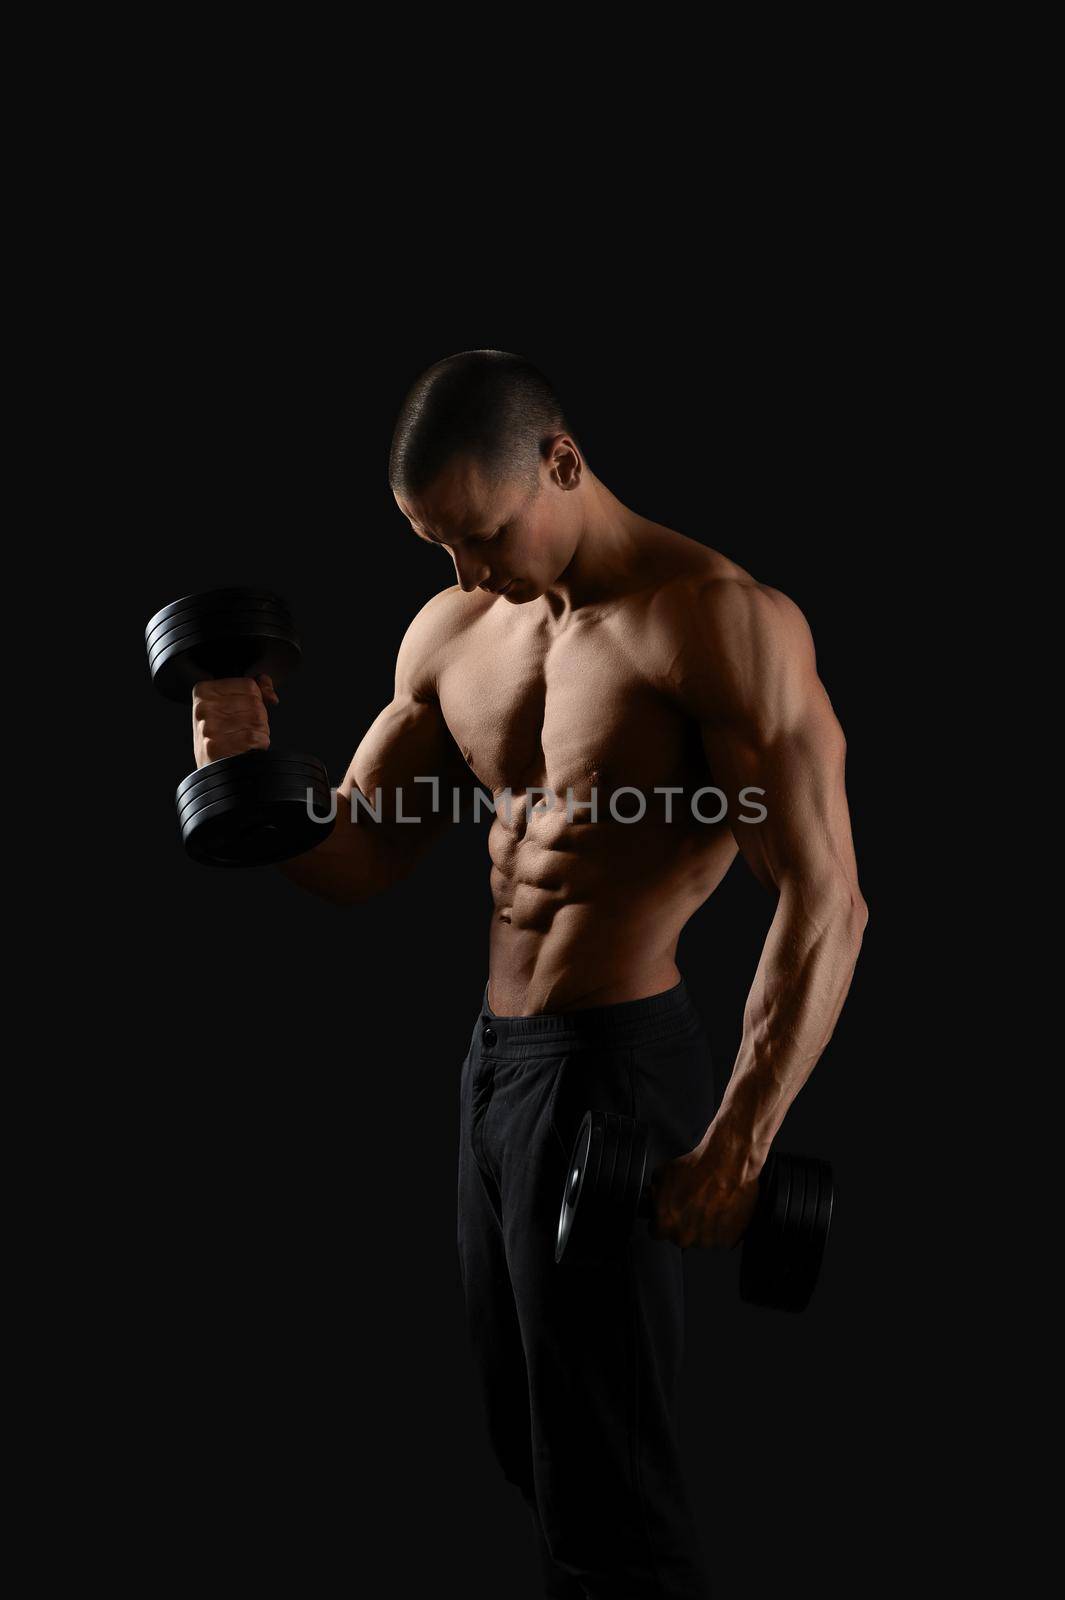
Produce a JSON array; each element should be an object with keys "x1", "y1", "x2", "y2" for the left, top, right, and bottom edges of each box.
[
  {"x1": 145, "y1": 586, "x2": 336, "y2": 868},
  {"x1": 555, "y1": 1109, "x2": 834, "y2": 1313}
]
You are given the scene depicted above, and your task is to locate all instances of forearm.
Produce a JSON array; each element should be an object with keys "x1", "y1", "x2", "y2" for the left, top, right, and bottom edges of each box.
[{"x1": 707, "y1": 876, "x2": 868, "y2": 1177}]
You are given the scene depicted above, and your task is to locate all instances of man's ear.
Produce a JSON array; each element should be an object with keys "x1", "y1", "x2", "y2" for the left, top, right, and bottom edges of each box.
[{"x1": 546, "y1": 434, "x2": 582, "y2": 490}]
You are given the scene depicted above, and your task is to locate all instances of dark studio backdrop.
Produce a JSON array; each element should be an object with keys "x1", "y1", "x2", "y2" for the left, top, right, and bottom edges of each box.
[{"x1": 106, "y1": 299, "x2": 922, "y2": 1597}]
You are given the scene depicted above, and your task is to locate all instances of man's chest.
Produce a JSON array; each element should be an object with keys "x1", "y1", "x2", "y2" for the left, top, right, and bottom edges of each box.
[{"x1": 437, "y1": 611, "x2": 707, "y2": 799}]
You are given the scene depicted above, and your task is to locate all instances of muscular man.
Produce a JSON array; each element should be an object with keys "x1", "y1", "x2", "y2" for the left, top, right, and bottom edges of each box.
[{"x1": 193, "y1": 351, "x2": 867, "y2": 1598}]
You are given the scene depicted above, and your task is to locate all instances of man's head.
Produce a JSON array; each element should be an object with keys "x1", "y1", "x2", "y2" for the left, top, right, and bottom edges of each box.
[{"x1": 389, "y1": 350, "x2": 586, "y2": 602}]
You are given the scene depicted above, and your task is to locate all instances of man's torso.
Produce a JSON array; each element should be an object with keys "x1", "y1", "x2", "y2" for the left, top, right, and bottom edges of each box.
[
  {"x1": 406, "y1": 524, "x2": 745, "y2": 1004},
  {"x1": 433, "y1": 524, "x2": 750, "y2": 1013}
]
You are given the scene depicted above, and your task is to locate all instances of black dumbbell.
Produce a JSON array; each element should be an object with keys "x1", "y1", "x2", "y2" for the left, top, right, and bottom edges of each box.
[
  {"x1": 145, "y1": 586, "x2": 336, "y2": 868},
  {"x1": 555, "y1": 1109, "x2": 834, "y2": 1313}
]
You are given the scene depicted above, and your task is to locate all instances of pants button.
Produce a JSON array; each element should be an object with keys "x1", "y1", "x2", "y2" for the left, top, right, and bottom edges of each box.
[{"x1": 482, "y1": 1025, "x2": 497, "y2": 1049}]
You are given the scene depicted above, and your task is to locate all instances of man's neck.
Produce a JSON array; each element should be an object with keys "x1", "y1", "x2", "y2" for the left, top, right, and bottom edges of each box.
[{"x1": 543, "y1": 474, "x2": 647, "y2": 616}]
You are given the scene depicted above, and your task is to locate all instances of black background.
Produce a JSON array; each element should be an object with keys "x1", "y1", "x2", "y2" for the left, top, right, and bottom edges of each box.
[{"x1": 93, "y1": 268, "x2": 932, "y2": 1595}]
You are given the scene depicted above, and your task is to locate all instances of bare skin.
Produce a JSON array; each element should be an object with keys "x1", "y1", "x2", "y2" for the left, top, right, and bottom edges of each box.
[{"x1": 192, "y1": 436, "x2": 868, "y2": 1248}]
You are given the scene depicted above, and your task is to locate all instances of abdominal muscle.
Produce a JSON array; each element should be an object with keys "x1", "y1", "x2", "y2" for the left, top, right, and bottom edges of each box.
[{"x1": 485, "y1": 804, "x2": 739, "y2": 1016}]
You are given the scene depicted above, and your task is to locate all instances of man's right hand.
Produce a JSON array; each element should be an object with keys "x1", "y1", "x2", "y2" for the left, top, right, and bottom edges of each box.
[{"x1": 192, "y1": 675, "x2": 279, "y2": 768}]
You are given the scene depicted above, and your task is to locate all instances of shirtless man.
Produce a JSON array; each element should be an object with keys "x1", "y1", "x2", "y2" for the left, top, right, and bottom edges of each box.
[{"x1": 192, "y1": 351, "x2": 867, "y2": 1598}]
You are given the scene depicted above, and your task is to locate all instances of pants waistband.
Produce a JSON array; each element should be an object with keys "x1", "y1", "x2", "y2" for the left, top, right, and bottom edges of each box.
[{"x1": 475, "y1": 977, "x2": 701, "y2": 1059}]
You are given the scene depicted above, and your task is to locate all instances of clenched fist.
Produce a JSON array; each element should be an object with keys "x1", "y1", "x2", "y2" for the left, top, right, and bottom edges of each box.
[
  {"x1": 192, "y1": 674, "x2": 280, "y2": 768},
  {"x1": 648, "y1": 1139, "x2": 761, "y2": 1250}
]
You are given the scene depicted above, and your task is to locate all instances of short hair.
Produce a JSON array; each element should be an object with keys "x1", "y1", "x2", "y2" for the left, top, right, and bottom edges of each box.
[{"x1": 388, "y1": 349, "x2": 573, "y2": 500}]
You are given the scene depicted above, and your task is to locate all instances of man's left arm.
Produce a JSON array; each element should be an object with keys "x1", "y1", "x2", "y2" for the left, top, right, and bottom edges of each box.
[{"x1": 652, "y1": 576, "x2": 869, "y2": 1247}]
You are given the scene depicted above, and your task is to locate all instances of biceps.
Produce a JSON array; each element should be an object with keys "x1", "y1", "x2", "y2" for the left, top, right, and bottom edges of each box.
[
  {"x1": 341, "y1": 693, "x2": 465, "y2": 824},
  {"x1": 703, "y1": 707, "x2": 858, "y2": 893}
]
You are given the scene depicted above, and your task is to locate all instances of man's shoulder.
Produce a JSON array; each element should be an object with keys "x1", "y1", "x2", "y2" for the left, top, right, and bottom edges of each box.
[
  {"x1": 643, "y1": 532, "x2": 804, "y2": 641},
  {"x1": 639, "y1": 537, "x2": 813, "y2": 700},
  {"x1": 396, "y1": 584, "x2": 485, "y2": 695},
  {"x1": 637, "y1": 526, "x2": 760, "y2": 618}
]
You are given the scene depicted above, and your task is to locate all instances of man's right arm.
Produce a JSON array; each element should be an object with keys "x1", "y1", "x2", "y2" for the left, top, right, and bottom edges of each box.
[
  {"x1": 281, "y1": 592, "x2": 472, "y2": 905},
  {"x1": 192, "y1": 591, "x2": 471, "y2": 908}
]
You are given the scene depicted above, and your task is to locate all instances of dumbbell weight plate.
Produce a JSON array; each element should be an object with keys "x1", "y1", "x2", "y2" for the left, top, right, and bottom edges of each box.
[
  {"x1": 792, "y1": 1159, "x2": 834, "y2": 1308},
  {"x1": 145, "y1": 592, "x2": 292, "y2": 640},
  {"x1": 815, "y1": 1162, "x2": 835, "y2": 1246},
  {"x1": 740, "y1": 1154, "x2": 833, "y2": 1313},
  {"x1": 145, "y1": 588, "x2": 292, "y2": 636},
  {"x1": 180, "y1": 785, "x2": 336, "y2": 867},
  {"x1": 146, "y1": 602, "x2": 295, "y2": 655},
  {"x1": 176, "y1": 753, "x2": 330, "y2": 818},
  {"x1": 145, "y1": 588, "x2": 291, "y2": 637},
  {"x1": 766, "y1": 1156, "x2": 810, "y2": 1309},
  {"x1": 788, "y1": 1161, "x2": 828, "y2": 1313},
  {"x1": 147, "y1": 611, "x2": 299, "y2": 666},
  {"x1": 150, "y1": 623, "x2": 302, "y2": 703},
  {"x1": 776, "y1": 1160, "x2": 816, "y2": 1311},
  {"x1": 176, "y1": 753, "x2": 330, "y2": 811},
  {"x1": 178, "y1": 768, "x2": 330, "y2": 817},
  {"x1": 179, "y1": 775, "x2": 332, "y2": 829},
  {"x1": 779, "y1": 1159, "x2": 831, "y2": 1312},
  {"x1": 555, "y1": 1110, "x2": 648, "y2": 1263},
  {"x1": 739, "y1": 1154, "x2": 793, "y2": 1308},
  {"x1": 763, "y1": 1153, "x2": 791, "y2": 1232},
  {"x1": 147, "y1": 620, "x2": 298, "y2": 683},
  {"x1": 556, "y1": 1110, "x2": 594, "y2": 1262},
  {"x1": 748, "y1": 1153, "x2": 793, "y2": 1262}
]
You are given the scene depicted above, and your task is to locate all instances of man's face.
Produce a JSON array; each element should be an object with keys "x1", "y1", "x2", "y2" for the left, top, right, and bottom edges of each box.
[{"x1": 393, "y1": 452, "x2": 578, "y2": 603}]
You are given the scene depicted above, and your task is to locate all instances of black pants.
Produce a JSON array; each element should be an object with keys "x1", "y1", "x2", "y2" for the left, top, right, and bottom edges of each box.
[{"x1": 457, "y1": 978, "x2": 716, "y2": 1598}]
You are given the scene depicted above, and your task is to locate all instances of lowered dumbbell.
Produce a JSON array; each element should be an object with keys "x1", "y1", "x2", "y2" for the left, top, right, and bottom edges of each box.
[
  {"x1": 555, "y1": 1109, "x2": 834, "y2": 1313},
  {"x1": 145, "y1": 586, "x2": 336, "y2": 868}
]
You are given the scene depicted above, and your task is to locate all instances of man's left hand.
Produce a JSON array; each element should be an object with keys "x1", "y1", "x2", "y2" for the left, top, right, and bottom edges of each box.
[{"x1": 648, "y1": 1139, "x2": 762, "y2": 1249}]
